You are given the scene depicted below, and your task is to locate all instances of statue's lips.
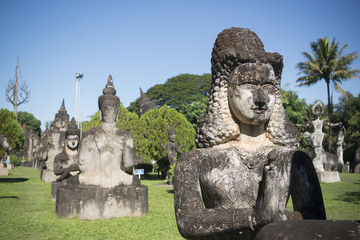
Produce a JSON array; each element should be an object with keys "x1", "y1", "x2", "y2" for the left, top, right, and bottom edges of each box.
[{"x1": 251, "y1": 107, "x2": 267, "y2": 114}]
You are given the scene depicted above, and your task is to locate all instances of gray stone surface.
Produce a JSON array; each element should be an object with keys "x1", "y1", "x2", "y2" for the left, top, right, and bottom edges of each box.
[
  {"x1": 139, "y1": 87, "x2": 156, "y2": 115},
  {"x1": 317, "y1": 171, "x2": 341, "y2": 183},
  {"x1": 56, "y1": 184, "x2": 148, "y2": 220},
  {"x1": 174, "y1": 27, "x2": 325, "y2": 240},
  {"x1": 254, "y1": 220, "x2": 360, "y2": 240}
]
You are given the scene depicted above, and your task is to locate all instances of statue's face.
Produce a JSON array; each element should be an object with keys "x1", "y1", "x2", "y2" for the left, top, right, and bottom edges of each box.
[
  {"x1": 66, "y1": 135, "x2": 79, "y2": 150},
  {"x1": 228, "y1": 62, "x2": 277, "y2": 125},
  {"x1": 169, "y1": 133, "x2": 175, "y2": 142},
  {"x1": 100, "y1": 104, "x2": 118, "y2": 123}
]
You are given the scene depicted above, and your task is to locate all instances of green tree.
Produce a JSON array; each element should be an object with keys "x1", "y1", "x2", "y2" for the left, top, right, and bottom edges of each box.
[
  {"x1": 296, "y1": 37, "x2": 359, "y2": 151},
  {"x1": 281, "y1": 89, "x2": 309, "y2": 125},
  {"x1": 17, "y1": 111, "x2": 41, "y2": 136},
  {"x1": 127, "y1": 73, "x2": 211, "y2": 114},
  {"x1": 179, "y1": 96, "x2": 208, "y2": 129},
  {"x1": 133, "y1": 106, "x2": 196, "y2": 176},
  {"x1": 0, "y1": 109, "x2": 25, "y2": 157}
]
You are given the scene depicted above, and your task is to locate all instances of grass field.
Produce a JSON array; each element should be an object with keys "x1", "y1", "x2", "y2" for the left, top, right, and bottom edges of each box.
[{"x1": 1, "y1": 167, "x2": 359, "y2": 240}]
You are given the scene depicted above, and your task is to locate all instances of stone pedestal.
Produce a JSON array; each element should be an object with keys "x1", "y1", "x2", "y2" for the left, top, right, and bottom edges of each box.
[
  {"x1": 255, "y1": 220, "x2": 359, "y2": 240},
  {"x1": 51, "y1": 181, "x2": 66, "y2": 201},
  {"x1": 0, "y1": 165, "x2": 7, "y2": 175},
  {"x1": 317, "y1": 171, "x2": 340, "y2": 183},
  {"x1": 56, "y1": 184, "x2": 148, "y2": 220},
  {"x1": 41, "y1": 169, "x2": 57, "y2": 182}
]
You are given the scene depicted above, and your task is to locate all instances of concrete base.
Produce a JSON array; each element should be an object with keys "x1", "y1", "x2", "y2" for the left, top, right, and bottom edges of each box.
[
  {"x1": 51, "y1": 181, "x2": 67, "y2": 201},
  {"x1": 0, "y1": 165, "x2": 7, "y2": 175},
  {"x1": 255, "y1": 220, "x2": 360, "y2": 240},
  {"x1": 56, "y1": 184, "x2": 148, "y2": 220},
  {"x1": 317, "y1": 171, "x2": 341, "y2": 183},
  {"x1": 41, "y1": 169, "x2": 57, "y2": 182}
]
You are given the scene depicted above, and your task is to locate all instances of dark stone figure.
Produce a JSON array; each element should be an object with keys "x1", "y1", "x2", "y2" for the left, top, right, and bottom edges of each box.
[
  {"x1": 139, "y1": 87, "x2": 156, "y2": 116},
  {"x1": 174, "y1": 28, "x2": 327, "y2": 240},
  {"x1": 160, "y1": 126, "x2": 184, "y2": 166}
]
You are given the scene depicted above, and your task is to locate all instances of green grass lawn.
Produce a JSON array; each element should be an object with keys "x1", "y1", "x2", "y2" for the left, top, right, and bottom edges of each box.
[{"x1": 1, "y1": 167, "x2": 359, "y2": 239}]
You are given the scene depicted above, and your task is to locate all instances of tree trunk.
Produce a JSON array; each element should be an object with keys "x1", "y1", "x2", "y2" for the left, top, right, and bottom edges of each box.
[
  {"x1": 326, "y1": 80, "x2": 332, "y2": 152},
  {"x1": 14, "y1": 57, "x2": 19, "y2": 120}
]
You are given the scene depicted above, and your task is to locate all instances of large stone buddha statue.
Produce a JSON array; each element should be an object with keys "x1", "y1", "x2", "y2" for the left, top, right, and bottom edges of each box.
[
  {"x1": 78, "y1": 75, "x2": 136, "y2": 187},
  {"x1": 174, "y1": 28, "x2": 326, "y2": 240}
]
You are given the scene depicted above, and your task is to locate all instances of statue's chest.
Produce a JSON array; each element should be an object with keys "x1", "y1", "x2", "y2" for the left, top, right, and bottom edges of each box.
[{"x1": 199, "y1": 148, "x2": 291, "y2": 209}]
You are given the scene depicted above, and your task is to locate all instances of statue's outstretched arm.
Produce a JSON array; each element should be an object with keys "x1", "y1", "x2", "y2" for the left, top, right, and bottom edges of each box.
[
  {"x1": 324, "y1": 121, "x2": 342, "y2": 127},
  {"x1": 174, "y1": 150, "x2": 258, "y2": 239},
  {"x1": 290, "y1": 151, "x2": 326, "y2": 220}
]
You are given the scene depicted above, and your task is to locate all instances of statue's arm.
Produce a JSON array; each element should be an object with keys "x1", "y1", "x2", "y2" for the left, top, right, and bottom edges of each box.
[
  {"x1": 289, "y1": 151, "x2": 326, "y2": 220},
  {"x1": 324, "y1": 121, "x2": 342, "y2": 127},
  {"x1": 159, "y1": 138, "x2": 164, "y2": 149},
  {"x1": 174, "y1": 151, "x2": 257, "y2": 239},
  {"x1": 176, "y1": 145, "x2": 184, "y2": 155},
  {"x1": 123, "y1": 136, "x2": 135, "y2": 169}
]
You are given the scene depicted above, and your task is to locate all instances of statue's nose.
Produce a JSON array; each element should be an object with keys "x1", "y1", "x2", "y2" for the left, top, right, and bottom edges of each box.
[{"x1": 253, "y1": 86, "x2": 269, "y2": 108}]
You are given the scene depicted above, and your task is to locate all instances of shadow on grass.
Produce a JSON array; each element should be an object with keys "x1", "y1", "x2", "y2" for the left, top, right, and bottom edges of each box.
[
  {"x1": 0, "y1": 178, "x2": 29, "y2": 183},
  {"x1": 335, "y1": 191, "x2": 360, "y2": 204},
  {"x1": 0, "y1": 196, "x2": 18, "y2": 199}
]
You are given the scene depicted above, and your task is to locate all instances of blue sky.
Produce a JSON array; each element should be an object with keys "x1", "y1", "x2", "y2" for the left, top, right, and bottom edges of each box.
[{"x1": 1, "y1": 0, "x2": 359, "y2": 130}]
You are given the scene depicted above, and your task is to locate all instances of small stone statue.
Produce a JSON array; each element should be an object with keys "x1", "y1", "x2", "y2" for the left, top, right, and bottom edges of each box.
[
  {"x1": 174, "y1": 28, "x2": 326, "y2": 239},
  {"x1": 78, "y1": 75, "x2": 137, "y2": 188},
  {"x1": 337, "y1": 126, "x2": 346, "y2": 167},
  {"x1": 300, "y1": 101, "x2": 341, "y2": 172},
  {"x1": 54, "y1": 117, "x2": 80, "y2": 182},
  {"x1": 41, "y1": 100, "x2": 69, "y2": 182},
  {"x1": 160, "y1": 126, "x2": 184, "y2": 166},
  {"x1": 354, "y1": 139, "x2": 360, "y2": 173}
]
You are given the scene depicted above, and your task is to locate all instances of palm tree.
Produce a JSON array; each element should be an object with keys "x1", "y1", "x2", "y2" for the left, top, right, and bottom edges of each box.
[{"x1": 296, "y1": 37, "x2": 359, "y2": 152}]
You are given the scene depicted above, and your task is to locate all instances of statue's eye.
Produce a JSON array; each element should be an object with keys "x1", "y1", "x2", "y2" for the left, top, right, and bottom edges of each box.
[{"x1": 262, "y1": 84, "x2": 276, "y2": 94}]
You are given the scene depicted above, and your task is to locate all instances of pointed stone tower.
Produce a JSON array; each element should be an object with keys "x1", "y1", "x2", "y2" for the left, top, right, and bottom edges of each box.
[{"x1": 139, "y1": 87, "x2": 156, "y2": 116}]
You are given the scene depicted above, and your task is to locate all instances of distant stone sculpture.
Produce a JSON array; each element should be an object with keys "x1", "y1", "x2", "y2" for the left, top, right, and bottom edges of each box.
[
  {"x1": 174, "y1": 28, "x2": 326, "y2": 239},
  {"x1": 354, "y1": 139, "x2": 360, "y2": 173},
  {"x1": 41, "y1": 100, "x2": 69, "y2": 182},
  {"x1": 139, "y1": 87, "x2": 156, "y2": 115},
  {"x1": 336, "y1": 126, "x2": 346, "y2": 166},
  {"x1": 160, "y1": 126, "x2": 184, "y2": 181},
  {"x1": 56, "y1": 75, "x2": 148, "y2": 220},
  {"x1": 160, "y1": 126, "x2": 184, "y2": 166},
  {"x1": 51, "y1": 117, "x2": 80, "y2": 201},
  {"x1": 53, "y1": 117, "x2": 80, "y2": 182},
  {"x1": 0, "y1": 134, "x2": 12, "y2": 154}
]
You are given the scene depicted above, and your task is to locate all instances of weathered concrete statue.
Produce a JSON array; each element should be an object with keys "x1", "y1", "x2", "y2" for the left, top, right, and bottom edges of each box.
[
  {"x1": 336, "y1": 126, "x2": 346, "y2": 167},
  {"x1": 78, "y1": 75, "x2": 137, "y2": 187},
  {"x1": 302, "y1": 101, "x2": 341, "y2": 172},
  {"x1": 54, "y1": 117, "x2": 80, "y2": 182},
  {"x1": 174, "y1": 28, "x2": 326, "y2": 240},
  {"x1": 160, "y1": 126, "x2": 184, "y2": 166},
  {"x1": 51, "y1": 117, "x2": 80, "y2": 201},
  {"x1": 56, "y1": 75, "x2": 148, "y2": 220},
  {"x1": 41, "y1": 100, "x2": 69, "y2": 182}
]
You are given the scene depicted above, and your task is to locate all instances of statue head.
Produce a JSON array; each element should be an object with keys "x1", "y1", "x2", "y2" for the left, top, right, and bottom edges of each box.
[
  {"x1": 53, "y1": 99, "x2": 69, "y2": 131},
  {"x1": 98, "y1": 75, "x2": 120, "y2": 123},
  {"x1": 196, "y1": 27, "x2": 299, "y2": 148},
  {"x1": 168, "y1": 126, "x2": 176, "y2": 142},
  {"x1": 312, "y1": 101, "x2": 324, "y2": 119},
  {"x1": 65, "y1": 117, "x2": 80, "y2": 150}
]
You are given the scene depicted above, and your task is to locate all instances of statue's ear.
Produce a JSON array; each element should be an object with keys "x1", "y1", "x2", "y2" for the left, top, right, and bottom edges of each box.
[{"x1": 99, "y1": 110, "x2": 103, "y2": 121}]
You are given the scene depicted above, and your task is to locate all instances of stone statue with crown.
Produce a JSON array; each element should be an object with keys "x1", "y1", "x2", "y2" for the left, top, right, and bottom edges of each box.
[
  {"x1": 51, "y1": 117, "x2": 81, "y2": 201},
  {"x1": 56, "y1": 75, "x2": 148, "y2": 220},
  {"x1": 41, "y1": 100, "x2": 69, "y2": 182}
]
